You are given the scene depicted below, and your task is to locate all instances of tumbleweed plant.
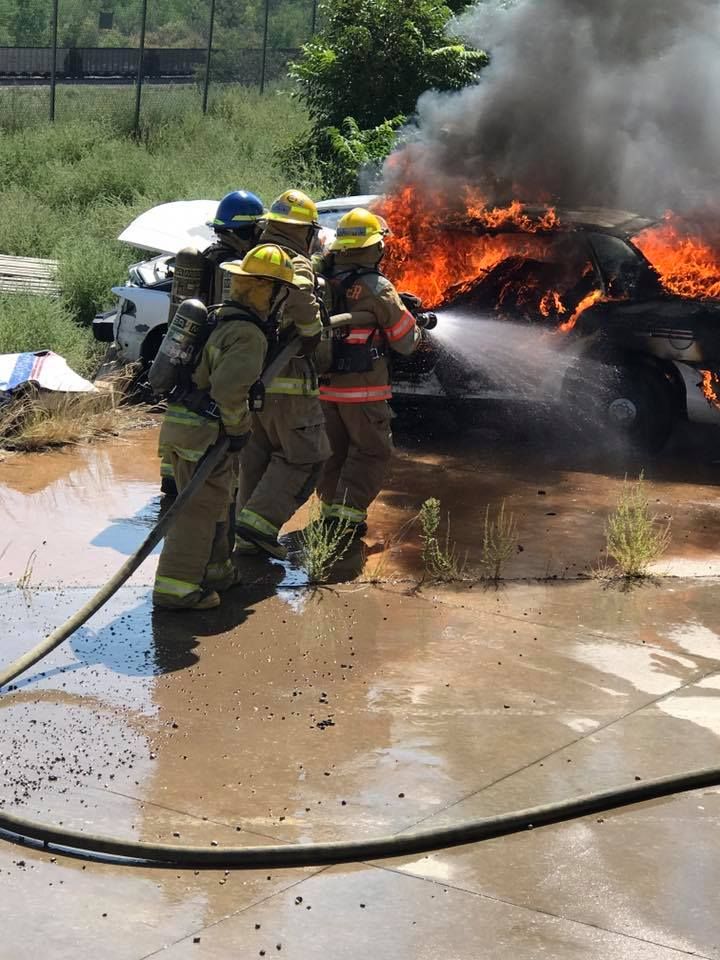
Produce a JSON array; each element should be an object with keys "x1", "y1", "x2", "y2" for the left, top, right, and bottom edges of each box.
[
  {"x1": 300, "y1": 496, "x2": 354, "y2": 583},
  {"x1": 481, "y1": 501, "x2": 518, "y2": 581},
  {"x1": 604, "y1": 473, "x2": 671, "y2": 578},
  {"x1": 419, "y1": 497, "x2": 466, "y2": 582}
]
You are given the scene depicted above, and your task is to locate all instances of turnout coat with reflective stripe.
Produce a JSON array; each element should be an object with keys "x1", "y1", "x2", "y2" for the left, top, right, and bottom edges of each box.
[
  {"x1": 319, "y1": 253, "x2": 421, "y2": 404},
  {"x1": 159, "y1": 317, "x2": 268, "y2": 462}
]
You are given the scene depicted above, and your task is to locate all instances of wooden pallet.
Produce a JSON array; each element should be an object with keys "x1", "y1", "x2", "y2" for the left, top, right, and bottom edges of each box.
[{"x1": 0, "y1": 254, "x2": 60, "y2": 296}]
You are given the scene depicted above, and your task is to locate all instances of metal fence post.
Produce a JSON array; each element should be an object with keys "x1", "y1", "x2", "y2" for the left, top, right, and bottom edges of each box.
[
  {"x1": 202, "y1": 0, "x2": 216, "y2": 114},
  {"x1": 259, "y1": 0, "x2": 270, "y2": 93},
  {"x1": 133, "y1": 0, "x2": 149, "y2": 133},
  {"x1": 49, "y1": 0, "x2": 59, "y2": 121},
  {"x1": 311, "y1": 0, "x2": 318, "y2": 36}
]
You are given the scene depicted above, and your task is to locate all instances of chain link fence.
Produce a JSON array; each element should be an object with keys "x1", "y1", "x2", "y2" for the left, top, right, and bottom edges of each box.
[{"x1": 0, "y1": 0, "x2": 316, "y2": 131}]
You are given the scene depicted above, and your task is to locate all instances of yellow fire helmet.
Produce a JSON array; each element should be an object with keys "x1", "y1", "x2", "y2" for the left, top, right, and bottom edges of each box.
[
  {"x1": 265, "y1": 189, "x2": 319, "y2": 226},
  {"x1": 330, "y1": 207, "x2": 391, "y2": 251},
  {"x1": 220, "y1": 244, "x2": 299, "y2": 287}
]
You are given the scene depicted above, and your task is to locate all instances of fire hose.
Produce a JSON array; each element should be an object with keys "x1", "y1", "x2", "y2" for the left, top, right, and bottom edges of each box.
[{"x1": 1, "y1": 330, "x2": 719, "y2": 868}]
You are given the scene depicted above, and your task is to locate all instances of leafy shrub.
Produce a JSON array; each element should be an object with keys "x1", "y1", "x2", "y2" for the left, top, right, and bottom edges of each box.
[
  {"x1": 605, "y1": 474, "x2": 671, "y2": 577},
  {"x1": 300, "y1": 497, "x2": 354, "y2": 582},
  {"x1": 419, "y1": 497, "x2": 466, "y2": 581}
]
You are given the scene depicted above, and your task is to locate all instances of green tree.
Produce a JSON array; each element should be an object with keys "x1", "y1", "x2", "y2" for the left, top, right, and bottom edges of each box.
[
  {"x1": 286, "y1": 0, "x2": 487, "y2": 192},
  {"x1": 290, "y1": 0, "x2": 486, "y2": 128}
]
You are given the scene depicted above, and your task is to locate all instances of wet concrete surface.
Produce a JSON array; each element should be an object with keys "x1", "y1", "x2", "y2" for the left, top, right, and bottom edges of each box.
[
  {"x1": 1, "y1": 417, "x2": 719, "y2": 585},
  {"x1": 2, "y1": 577, "x2": 720, "y2": 957},
  {"x1": 1, "y1": 419, "x2": 720, "y2": 957}
]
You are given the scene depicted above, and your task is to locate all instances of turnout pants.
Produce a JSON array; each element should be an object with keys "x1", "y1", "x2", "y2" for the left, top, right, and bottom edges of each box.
[
  {"x1": 154, "y1": 451, "x2": 235, "y2": 603},
  {"x1": 316, "y1": 400, "x2": 393, "y2": 524},
  {"x1": 236, "y1": 395, "x2": 330, "y2": 545}
]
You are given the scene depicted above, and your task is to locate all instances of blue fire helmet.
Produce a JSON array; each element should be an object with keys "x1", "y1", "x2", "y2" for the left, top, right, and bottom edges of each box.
[{"x1": 208, "y1": 191, "x2": 265, "y2": 230}]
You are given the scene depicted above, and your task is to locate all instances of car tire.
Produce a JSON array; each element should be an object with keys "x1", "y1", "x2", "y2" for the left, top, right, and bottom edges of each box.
[{"x1": 562, "y1": 359, "x2": 674, "y2": 454}]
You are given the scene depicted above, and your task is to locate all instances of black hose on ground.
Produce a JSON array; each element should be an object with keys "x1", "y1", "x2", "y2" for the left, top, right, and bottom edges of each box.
[{"x1": 1, "y1": 766, "x2": 719, "y2": 867}]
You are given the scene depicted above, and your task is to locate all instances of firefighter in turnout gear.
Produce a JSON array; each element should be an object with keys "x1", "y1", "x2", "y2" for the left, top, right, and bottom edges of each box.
[
  {"x1": 204, "y1": 190, "x2": 265, "y2": 303},
  {"x1": 234, "y1": 189, "x2": 331, "y2": 559},
  {"x1": 160, "y1": 190, "x2": 265, "y2": 497},
  {"x1": 153, "y1": 244, "x2": 299, "y2": 611},
  {"x1": 316, "y1": 208, "x2": 421, "y2": 536}
]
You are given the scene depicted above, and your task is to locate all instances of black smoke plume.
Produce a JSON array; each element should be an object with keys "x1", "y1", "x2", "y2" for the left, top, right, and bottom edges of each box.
[{"x1": 384, "y1": 0, "x2": 720, "y2": 214}]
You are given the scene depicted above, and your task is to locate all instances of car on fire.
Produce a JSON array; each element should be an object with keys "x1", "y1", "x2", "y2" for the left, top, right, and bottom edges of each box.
[{"x1": 94, "y1": 198, "x2": 720, "y2": 452}]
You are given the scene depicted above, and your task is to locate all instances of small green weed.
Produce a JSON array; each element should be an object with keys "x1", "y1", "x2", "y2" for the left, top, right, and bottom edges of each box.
[
  {"x1": 419, "y1": 497, "x2": 466, "y2": 582},
  {"x1": 300, "y1": 498, "x2": 355, "y2": 583},
  {"x1": 604, "y1": 473, "x2": 671, "y2": 578},
  {"x1": 481, "y1": 501, "x2": 518, "y2": 581}
]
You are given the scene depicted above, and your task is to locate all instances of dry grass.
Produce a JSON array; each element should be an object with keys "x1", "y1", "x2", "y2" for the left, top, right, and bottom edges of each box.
[
  {"x1": 602, "y1": 473, "x2": 672, "y2": 578},
  {"x1": 480, "y1": 501, "x2": 519, "y2": 581},
  {"x1": 0, "y1": 389, "x2": 123, "y2": 452}
]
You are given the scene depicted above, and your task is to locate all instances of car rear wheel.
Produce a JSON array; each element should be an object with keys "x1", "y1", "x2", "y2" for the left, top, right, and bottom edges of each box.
[{"x1": 562, "y1": 359, "x2": 674, "y2": 454}]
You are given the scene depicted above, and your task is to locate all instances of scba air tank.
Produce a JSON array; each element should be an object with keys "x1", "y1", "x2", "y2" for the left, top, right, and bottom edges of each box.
[
  {"x1": 148, "y1": 298, "x2": 208, "y2": 395},
  {"x1": 168, "y1": 247, "x2": 209, "y2": 324}
]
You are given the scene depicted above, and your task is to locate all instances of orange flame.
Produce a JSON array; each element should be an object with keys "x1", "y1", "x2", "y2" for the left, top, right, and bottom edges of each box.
[
  {"x1": 375, "y1": 189, "x2": 720, "y2": 334},
  {"x1": 700, "y1": 370, "x2": 720, "y2": 409},
  {"x1": 635, "y1": 214, "x2": 720, "y2": 299},
  {"x1": 376, "y1": 186, "x2": 562, "y2": 310},
  {"x1": 557, "y1": 290, "x2": 605, "y2": 333},
  {"x1": 539, "y1": 290, "x2": 566, "y2": 318}
]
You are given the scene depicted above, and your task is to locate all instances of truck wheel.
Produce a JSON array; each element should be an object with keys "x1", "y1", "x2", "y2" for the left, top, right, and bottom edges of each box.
[{"x1": 563, "y1": 360, "x2": 674, "y2": 454}]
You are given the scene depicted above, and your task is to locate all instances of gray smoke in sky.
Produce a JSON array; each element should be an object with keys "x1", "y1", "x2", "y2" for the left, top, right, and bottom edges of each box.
[{"x1": 384, "y1": 0, "x2": 720, "y2": 214}]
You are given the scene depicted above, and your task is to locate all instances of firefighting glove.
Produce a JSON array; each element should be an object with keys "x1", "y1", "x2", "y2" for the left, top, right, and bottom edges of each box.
[
  {"x1": 297, "y1": 332, "x2": 322, "y2": 357},
  {"x1": 227, "y1": 431, "x2": 250, "y2": 452}
]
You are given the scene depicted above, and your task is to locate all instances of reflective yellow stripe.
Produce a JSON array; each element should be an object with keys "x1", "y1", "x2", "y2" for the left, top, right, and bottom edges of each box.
[
  {"x1": 325, "y1": 503, "x2": 367, "y2": 523},
  {"x1": 236, "y1": 508, "x2": 279, "y2": 537},
  {"x1": 221, "y1": 407, "x2": 248, "y2": 425},
  {"x1": 206, "y1": 560, "x2": 233, "y2": 579},
  {"x1": 159, "y1": 443, "x2": 206, "y2": 462},
  {"x1": 266, "y1": 377, "x2": 319, "y2": 397},
  {"x1": 234, "y1": 535, "x2": 260, "y2": 553},
  {"x1": 160, "y1": 459, "x2": 174, "y2": 477},
  {"x1": 153, "y1": 576, "x2": 200, "y2": 598},
  {"x1": 164, "y1": 406, "x2": 208, "y2": 427}
]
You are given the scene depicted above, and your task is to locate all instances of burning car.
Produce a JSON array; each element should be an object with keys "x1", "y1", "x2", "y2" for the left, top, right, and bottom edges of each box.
[
  {"x1": 95, "y1": 195, "x2": 720, "y2": 452},
  {"x1": 380, "y1": 196, "x2": 720, "y2": 451}
]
